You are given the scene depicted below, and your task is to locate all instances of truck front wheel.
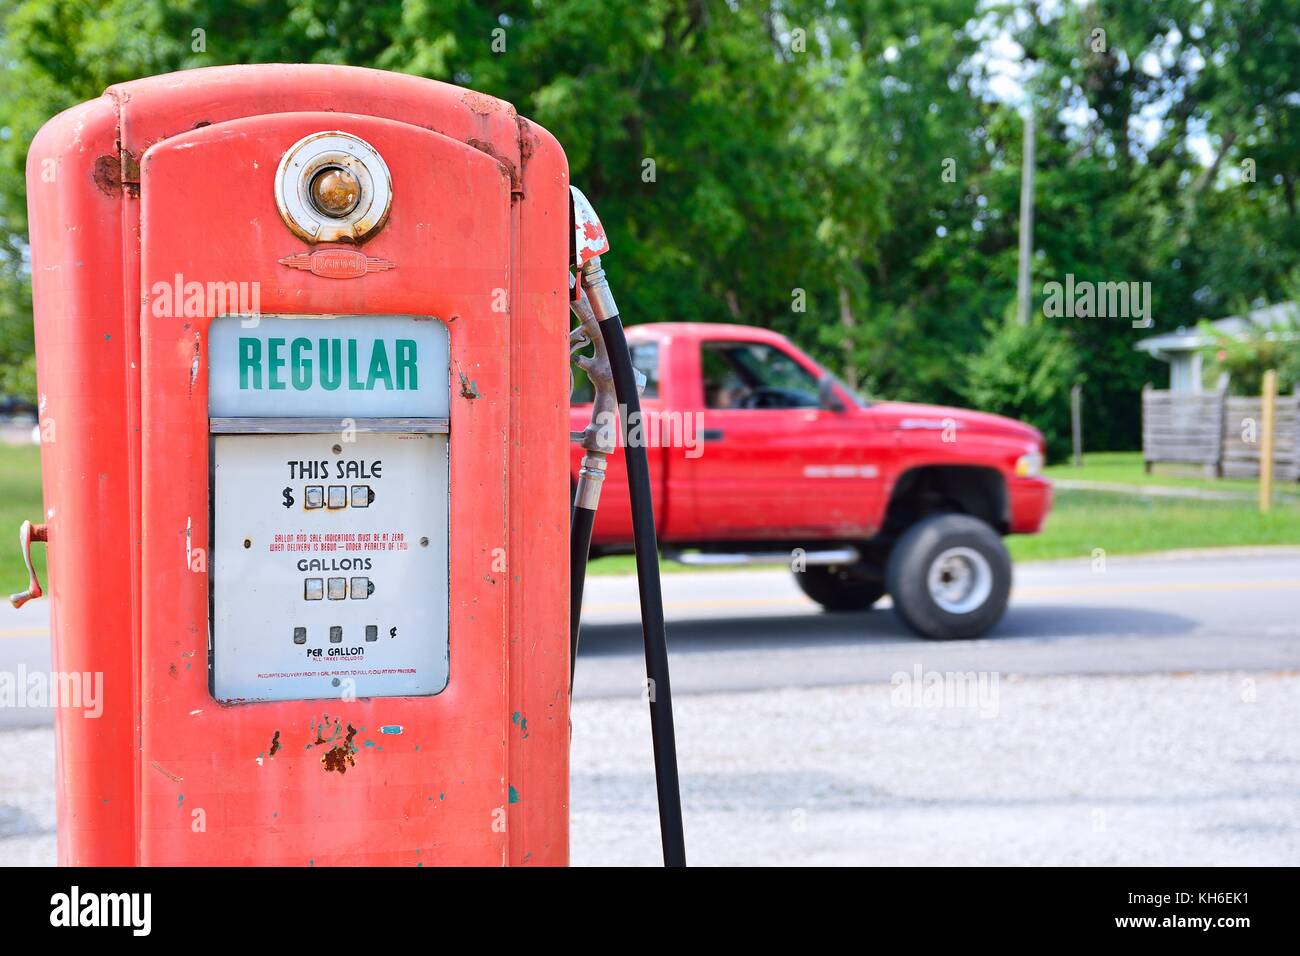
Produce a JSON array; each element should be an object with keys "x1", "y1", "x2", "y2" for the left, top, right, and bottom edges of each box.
[
  {"x1": 793, "y1": 564, "x2": 885, "y2": 612},
  {"x1": 885, "y1": 514, "x2": 1011, "y2": 639}
]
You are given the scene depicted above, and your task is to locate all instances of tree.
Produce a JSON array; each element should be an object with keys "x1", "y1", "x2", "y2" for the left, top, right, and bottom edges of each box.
[
  {"x1": 0, "y1": 0, "x2": 821, "y2": 392},
  {"x1": 1, "y1": 0, "x2": 1298, "y2": 460},
  {"x1": 994, "y1": 0, "x2": 1300, "y2": 448},
  {"x1": 963, "y1": 312, "x2": 1083, "y2": 462}
]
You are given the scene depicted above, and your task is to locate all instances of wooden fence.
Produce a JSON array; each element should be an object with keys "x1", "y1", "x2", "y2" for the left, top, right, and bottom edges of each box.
[
  {"x1": 1141, "y1": 379, "x2": 1226, "y2": 476},
  {"x1": 1142, "y1": 377, "x2": 1300, "y2": 480},
  {"x1": 1222, "y1": 393, "x2": 1300, "y2": 481}
]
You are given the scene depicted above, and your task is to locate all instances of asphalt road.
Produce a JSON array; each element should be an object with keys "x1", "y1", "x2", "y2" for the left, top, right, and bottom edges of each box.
[
  {"x1": 0, "y1": 601, "x2": 52, "y2": 731},
  {"x1": 572, "y1": 548, "x2": 1300, "y2": 700}
]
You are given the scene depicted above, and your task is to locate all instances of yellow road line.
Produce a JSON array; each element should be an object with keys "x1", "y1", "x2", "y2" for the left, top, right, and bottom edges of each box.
[
  {"x1": 0, "y1": 625, "x2": 51, "y2": 639},
  {"x1": 587, "y1": 596, "x2": 809, "y2": 614}
]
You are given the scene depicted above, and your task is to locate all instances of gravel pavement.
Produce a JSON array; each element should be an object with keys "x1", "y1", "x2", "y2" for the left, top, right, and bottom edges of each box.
[
  {"x1": 3, "y1": 670, "x2": 1296, "y2": 866},
  {"x1": 571, "y1": 670, "x2": 1300, "y2": 866},
  {"x1": 0, "y1": 728, "x2": 55, "y2": 865}
]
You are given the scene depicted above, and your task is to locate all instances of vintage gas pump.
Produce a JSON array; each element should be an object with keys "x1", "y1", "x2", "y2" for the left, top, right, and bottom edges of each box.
[{"x1": 18, "y1": 64, "x2": 640, "y2": 866}]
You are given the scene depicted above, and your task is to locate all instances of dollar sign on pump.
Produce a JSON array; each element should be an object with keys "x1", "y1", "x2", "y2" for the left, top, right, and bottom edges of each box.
[{"x1": 282, "y1": 487, "x2": 294, "y2": 508}]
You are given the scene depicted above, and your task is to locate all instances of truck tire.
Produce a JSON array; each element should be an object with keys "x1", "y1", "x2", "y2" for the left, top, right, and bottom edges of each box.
[
  {"x1": 793, "y1": 564, "x2": 885, "y2": 612},
  {"x1": 885, "y1": 514, "x2": 1010, "y2": 639}
]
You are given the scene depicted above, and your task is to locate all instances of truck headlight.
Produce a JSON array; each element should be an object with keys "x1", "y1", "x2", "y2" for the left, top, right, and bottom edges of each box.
[{"x1": 1014, "y1": 451, "x2": 1043, "y2": 477}]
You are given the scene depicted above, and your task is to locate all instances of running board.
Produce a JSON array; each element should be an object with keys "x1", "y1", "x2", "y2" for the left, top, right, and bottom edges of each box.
[{"x1": 665, "y1": 547, "x2": 860, "y2": 568}]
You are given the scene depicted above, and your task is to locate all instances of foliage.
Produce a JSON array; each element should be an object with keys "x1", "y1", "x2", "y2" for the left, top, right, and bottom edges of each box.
[
  {"x1": 1198, "y1": 313, "x2": 1300, "y2": 395},
  {"x1": 962, "y1": 314, "x2": 1083, "y2": 462}
]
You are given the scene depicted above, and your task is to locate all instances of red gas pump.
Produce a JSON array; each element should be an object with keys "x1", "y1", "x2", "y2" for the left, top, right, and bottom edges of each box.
[
  {"x1": 21, "y1": 61, "x2": 685, "y2": 868},
  {"x1": 22, "y1": 64, "x2": 576, "y2": 865}
]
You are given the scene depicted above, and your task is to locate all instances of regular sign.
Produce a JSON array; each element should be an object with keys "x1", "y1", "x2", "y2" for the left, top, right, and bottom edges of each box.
[{"x1": 209, "y1": 314, "x2": 450, "y2": 419}]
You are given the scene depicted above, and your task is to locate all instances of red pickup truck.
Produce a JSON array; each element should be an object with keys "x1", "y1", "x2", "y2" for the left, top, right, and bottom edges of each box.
[{"x1": 571, "y1": 323, "x2": 1053, "y2": 639}]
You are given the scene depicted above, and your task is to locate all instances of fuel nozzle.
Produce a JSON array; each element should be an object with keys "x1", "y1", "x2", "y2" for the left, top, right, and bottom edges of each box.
[
  {"x1": 567, "y1": 272, "x2": 615, "y2": 686},
  {"x1": 570, "y1": 273, "x2": 617, "y2": 462},
  {"x1": 566, "y1": 185, "x2": 686, "y2": 867}
]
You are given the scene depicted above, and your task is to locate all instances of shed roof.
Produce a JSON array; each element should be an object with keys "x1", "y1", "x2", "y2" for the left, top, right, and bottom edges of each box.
[{"x1": 1135, "y1": 301, "x2": 1298, "y2": 356}]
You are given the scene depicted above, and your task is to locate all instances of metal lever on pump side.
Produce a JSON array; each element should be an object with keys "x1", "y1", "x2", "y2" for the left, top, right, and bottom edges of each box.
[
  {"x1": 10, "y1": 520, "x2": 48, "y2": 609},
  {"x1": 568, "y1": 186, "x2": 687, "y2": 867},
  {"x1": 568, "y1": 280, "x2": 645, "y2": 653}
]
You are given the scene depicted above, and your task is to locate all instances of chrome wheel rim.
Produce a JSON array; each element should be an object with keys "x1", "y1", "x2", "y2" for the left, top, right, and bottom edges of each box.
[{"x1": 926, "y1": 546, "x2": 993, "y2": 615}]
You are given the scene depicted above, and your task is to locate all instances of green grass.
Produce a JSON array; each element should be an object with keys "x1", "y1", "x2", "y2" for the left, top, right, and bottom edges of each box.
[
  {"x1": 1007, "y1": 488, "x2": 1300, "y2": 563},
  {"x1": 589, "y1": 553, "x2": 666, "y2": 576},
  {"x1": 0, "y1": 442, "x2": 46, "y2": 591},
  {"x1": 1044, "y1": 450, "x2": 1269, "y2": 494}
]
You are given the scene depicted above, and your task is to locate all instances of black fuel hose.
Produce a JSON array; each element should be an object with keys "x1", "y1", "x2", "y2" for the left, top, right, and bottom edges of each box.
[
  {"x1": 596, "y1": 314, "x2": 686, "y2": 867},
  {"x1": 569, "y1": 500, "x2": 595, "y2": 684}
]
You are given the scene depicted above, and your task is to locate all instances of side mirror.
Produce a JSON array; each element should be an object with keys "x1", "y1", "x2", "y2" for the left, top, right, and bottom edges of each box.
[{"x1": 818, "y1": 374, "x2": 845, "y2": 412}]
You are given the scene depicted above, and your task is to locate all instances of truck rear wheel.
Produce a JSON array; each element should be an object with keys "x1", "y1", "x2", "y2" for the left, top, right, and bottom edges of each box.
[
  {"x1": 793, "y1": 564, "x2": 885, "y2": 612},
  {"x1": 885, "y1": 514, "x2": 1010, "y2": 639}
]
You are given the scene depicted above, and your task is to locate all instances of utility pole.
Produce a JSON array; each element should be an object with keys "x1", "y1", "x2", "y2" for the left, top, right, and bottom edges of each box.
[
  {"x1": 1071, "y1": 383, "x2": 1083, "y2": 467},
  {"x1": 1017, "y1": 108, "x2": 1036, "y2": 327}
]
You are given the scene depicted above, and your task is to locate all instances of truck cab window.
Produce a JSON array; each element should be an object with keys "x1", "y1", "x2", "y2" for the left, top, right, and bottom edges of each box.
[
  {"x1": 701, "y1": 342, "x2": 820, "y2": 410},
  {"x1": 629, "y1": 342, "x2": 660, "y2": 399}
]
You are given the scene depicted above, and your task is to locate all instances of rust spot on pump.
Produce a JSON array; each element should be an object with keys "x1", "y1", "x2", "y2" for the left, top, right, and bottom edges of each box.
[
  {"x1": 269, "y1": 730, "x2": 281, "y2": 757},
  {"x1": 120, "y1": 150, "x2": 140, "y2": 185},
  {"x1": 189, "y1": 333, "x2": 201, "y2": 395},
  {"x1": 516, "y1": 117, "x2": 538, "y2": 166},
  {"x1": 462, "y1": 89, "x2": 504, "y2": 117},
  {"x1": 94, "y1": 150, "x2": 140, "y2": 196},
  {"x1": 321, "y1": 723, "x2": 358, "y2": 774},
  {"x1": 92, "y1": 155, "x2": 121, "y2": 196},
  {"x1": 466, "y1": 138, "x2": 521, "y2": 192},
  {"x1": 150, "y1": 761, "x2": 183, "y2": 783},
  {"x1": 514, "y1": 117, "x2": 539, "y2": 186}
]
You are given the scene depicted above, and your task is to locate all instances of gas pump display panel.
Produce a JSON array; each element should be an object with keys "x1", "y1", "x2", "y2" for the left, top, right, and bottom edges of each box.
[{"x1": 209, "y1": 315, "x2": 450, "y2": 703}]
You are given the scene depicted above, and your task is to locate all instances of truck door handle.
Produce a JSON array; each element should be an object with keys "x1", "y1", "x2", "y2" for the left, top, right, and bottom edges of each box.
[{"x1": 702, "y1": 429, "x2": 725, "y2": 442}]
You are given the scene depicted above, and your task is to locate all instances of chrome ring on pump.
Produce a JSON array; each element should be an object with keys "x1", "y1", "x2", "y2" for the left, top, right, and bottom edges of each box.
[{"x1": 275, "y1": 131, "x2": 392, "y2": 242}]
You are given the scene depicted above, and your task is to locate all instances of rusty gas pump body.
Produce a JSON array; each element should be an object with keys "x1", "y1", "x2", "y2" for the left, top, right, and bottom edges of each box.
[{"x1": 25, "y1": 64, "x2": 571, "y2": 865}]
